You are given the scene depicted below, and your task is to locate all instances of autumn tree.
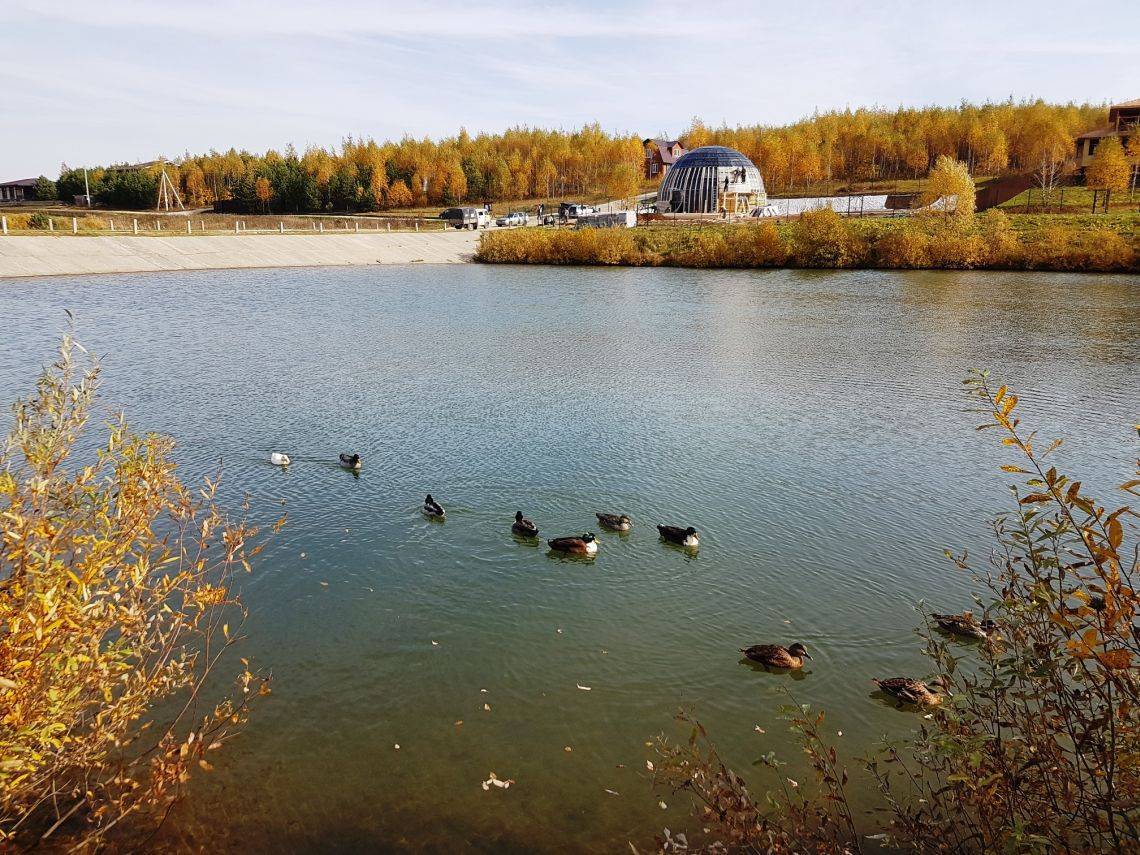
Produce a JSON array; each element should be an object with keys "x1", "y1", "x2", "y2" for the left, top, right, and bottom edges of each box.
[
  {"x1": 1086, "y1": 136, "x2": 1131, "y2": 193},
  {"x1": 922, "y1": 155, "x2": 976, "y2": 221},
  {"x1": 386, "y1": 179, "x2": 413, "y2": 207},
  {"x1": 253, "y1": 176, "x2": 271, "y2": 212}
]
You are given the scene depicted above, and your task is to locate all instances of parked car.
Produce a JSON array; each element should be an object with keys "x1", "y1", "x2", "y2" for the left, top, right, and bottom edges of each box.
[
  {"x1": 495, "y1": 211, "x2": 528, "y2": 227},
  {"x1": 440, "y1": 207, "x2": 489, "y2": 229},
  {"x1": 557, "y1": 202, "x2": 597, "y2": 220}
]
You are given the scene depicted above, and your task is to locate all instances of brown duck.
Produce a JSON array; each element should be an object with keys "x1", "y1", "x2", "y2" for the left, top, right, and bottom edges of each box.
[
  {"x1": 872, "y1": 676, "x2": 950, "y2": 707},
  {"x1": 512, "y1": 510, "x2": 538, "y2": 537},
  {"x1": 547, "y1": 533, "x2": 598, "y2": 556},
  {"x1": 595, "y1": 513, "x2": 632, "y2": 532},
  {"x1": 930, "y1": 612, "x2": 996, "y2": 640},
  {"x1": 740, "y1": 643, "x2": 812, "y2": 669}
]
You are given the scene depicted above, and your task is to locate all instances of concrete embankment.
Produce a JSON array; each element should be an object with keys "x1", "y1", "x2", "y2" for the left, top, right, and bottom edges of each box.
[{"x1": 0, "y1": 231, "x2": 479, "y2": 278}]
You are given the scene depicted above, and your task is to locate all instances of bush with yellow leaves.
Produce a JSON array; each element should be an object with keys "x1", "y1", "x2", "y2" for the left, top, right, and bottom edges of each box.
[{"x1": 0, "y1": 336, "x2": 276, "y2": 848}]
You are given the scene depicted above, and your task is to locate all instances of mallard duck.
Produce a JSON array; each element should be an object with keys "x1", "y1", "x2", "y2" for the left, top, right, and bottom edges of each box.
[
  {"x1": 930, "y1": 612, "x2": 996, "y2": 640},
  {"x1": 595, "y1": 513, "x2": 632, "y2": 532},
  {"x1": 339, "y1": 453, "x2": 362, "y2": 470},
  {"x1": 741, "y1": 642, "x2": 812, "y2": 669},
  {"x1": 658, "y1": 524, "x2": 699, "y2": 547},
  {"x1": 423, "y1": 494, "x2": 445, "y2": 518},
  {"x1": 270, "y1": 452, "x2": 291, "y2": 466},
  {"x1": 872, "y1": 676, "x2": 950, "y2": 707},
  {"x1": 512, "y1": 510, "x2": 538, "y2": 537},
  {"x1": 547, "y1": 533, "x2": 598, "y2": 556}
]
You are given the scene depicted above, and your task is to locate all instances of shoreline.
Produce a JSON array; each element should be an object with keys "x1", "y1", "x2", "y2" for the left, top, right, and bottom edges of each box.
[{"x1": 0, "y1": 232, "x2": 479, "y2": 279}]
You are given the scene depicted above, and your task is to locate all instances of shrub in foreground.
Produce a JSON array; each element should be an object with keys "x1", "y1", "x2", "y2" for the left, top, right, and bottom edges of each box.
[
  {"x1": 651, "y1": 375, "x2": 1139, "y2": 852},
  {"x1": 0, "y1": 337, "x2": 275, "y2": 848}
]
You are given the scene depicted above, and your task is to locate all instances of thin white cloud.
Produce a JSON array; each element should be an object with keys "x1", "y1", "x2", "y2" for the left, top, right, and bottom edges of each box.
[{"x1": 1, "y1": 0, "x2": 1135, "y2": 178}]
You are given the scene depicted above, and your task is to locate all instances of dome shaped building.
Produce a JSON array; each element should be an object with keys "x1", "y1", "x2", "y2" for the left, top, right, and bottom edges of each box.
[{"x1": 656, "y1": 145, "x2": 766, "y2": 215}]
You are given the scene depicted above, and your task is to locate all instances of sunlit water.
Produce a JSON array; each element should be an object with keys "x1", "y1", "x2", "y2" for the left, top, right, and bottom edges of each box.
[{"x1": 2, "y1": 265, "x2": 1137, "y2": 851}]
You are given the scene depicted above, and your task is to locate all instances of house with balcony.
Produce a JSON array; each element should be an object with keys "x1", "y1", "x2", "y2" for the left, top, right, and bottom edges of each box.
[{"x1": 1075, "y1": 98, "x2": 1138, "y2": 169}]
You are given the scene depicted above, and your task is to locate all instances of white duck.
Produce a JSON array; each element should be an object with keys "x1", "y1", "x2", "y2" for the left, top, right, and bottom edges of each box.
[{"x1": 270, "y1": 452, "x2": 291, "y2": 466}]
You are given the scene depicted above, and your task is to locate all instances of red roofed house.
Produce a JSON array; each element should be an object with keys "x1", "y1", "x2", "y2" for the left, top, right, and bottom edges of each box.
[
  {"x1": 643, "y1": 139, "x2": 685, "y2": 180},
  {"x1": 1075, "y1": 98, "x2": 1139, "y2": 170}
]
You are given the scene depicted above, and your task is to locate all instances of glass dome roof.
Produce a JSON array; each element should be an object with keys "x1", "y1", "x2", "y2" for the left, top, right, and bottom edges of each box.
[{"x1": 668, "y1": 145, "x2": 756, "y2": 169}]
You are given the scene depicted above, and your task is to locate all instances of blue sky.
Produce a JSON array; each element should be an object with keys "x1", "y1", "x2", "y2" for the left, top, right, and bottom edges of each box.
[{"x1": 2, "y1": 0, "x2": 1136, "y2": 179}]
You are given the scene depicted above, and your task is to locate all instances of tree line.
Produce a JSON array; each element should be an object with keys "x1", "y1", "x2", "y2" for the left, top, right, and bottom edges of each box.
[{"x1": 30, "y1": 100, "x2": 1132, "y2": 212}]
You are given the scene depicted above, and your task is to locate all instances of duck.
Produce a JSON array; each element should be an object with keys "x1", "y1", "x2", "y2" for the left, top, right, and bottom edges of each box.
[
  {"x1": 423, "y1": 494, "x2": 445, "y2": 518},
  {"x1": 547, "y1": 533, "x2": 598, "y2": 556},
  {"x1": 270, "y1": 452, "x2": 291, "y2": 466},
  {"x1": 930, "y1": 611, "x2": 996, "y2": 640},
  {"x1": 741, "y1": 642, "x2": 812, "y2": 669},
  {"x1": 512, "y1": 510, "x2": 538, "y2": 537},
  {"x1": 657, "y1": 524, "x2": 699, "y2": 548},
  {"x1": 595, "y1": 513, "x2": 632, "y2": 532},
  {"x1": 872, "y1": 676, "x2": 950, "y2": 707},
  {"x1": 339, "y1": 453, "x2": 362, "y2": 470}
]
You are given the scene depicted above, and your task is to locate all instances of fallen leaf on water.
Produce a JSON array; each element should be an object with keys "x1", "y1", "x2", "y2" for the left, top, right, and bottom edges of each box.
[
  {"x1": 605, "y1": 788, "x2": 620, "y2": 796},
  {"x1": 837, "y1": 730, "x2": 843, "y2": 737},
  {"x1": 564, "y1": 746, "x2": 572, "y2": 753},
  {"x1": 658, "y1": 801, "x2": 667, "y2": 810},
  {"x1": 300, "y1": 552, "x2": 306, "y2": 558},
  {"x1": 431, "y1": 640, "x2": 440, "y2": 646},
  {"x1": 646, "y1": 760, "x2": 654, "y2": 771},
  {"x1": 783, "y1": 619, "x2": 791, "y2": 624},
  {"x1": 480, "y1": 688, "x2": 488, "y2": 693},
  {"x1": 787, "y1": 778, "x2": 799, "y2": 788},
  {"x1": 455, "y1": 720, "x2": 463, "y2": 727},
  {"x1": 576, "y1": 683, "x2": 592, "y2": 691},
  {"x1": 556, "y1": 628, "x2": 563, "y2": 634},
  {"x1": 364, "y1": 586, "x2": 374, "y2": 592},
  {"x1": 483, "y1": 703, "x2": 491, "y2": 711},
  {"x1": 319, "y1": 581, "x2": 328, "y2": 587},
  {"x1": 394, "y1": 744, "x2": 400, "y2": 750},
  {"x1": 754, "y1": 726, "x2": 766, "y2": 733}
]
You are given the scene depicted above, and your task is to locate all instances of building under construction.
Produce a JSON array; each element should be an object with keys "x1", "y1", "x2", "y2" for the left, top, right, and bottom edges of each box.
[{"x1": 656, "y1": 145, "x2": 766, "y2": 215}]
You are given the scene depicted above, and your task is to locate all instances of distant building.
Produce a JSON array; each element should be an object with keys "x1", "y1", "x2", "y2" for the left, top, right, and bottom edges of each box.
[
  {"x1": 1075, "y1": 98, "x2": 1138, "y2": 170},
  {"x1": 643, "y1": 139, "x2": 685, "y2": 179},
  {"x1": 0, "y1": 178, "x2": 38, "y2": 203},
  {"x1": 656, "y1": 146, "x2": 766, "y2": 216}
]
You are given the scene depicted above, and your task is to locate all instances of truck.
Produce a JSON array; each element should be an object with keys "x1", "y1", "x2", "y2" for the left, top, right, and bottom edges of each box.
[{"x1": 439, "y1": 207, "x2": 489, "y2": 230}]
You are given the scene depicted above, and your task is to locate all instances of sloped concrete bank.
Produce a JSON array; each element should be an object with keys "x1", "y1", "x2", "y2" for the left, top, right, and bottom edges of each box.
[{"x1": 0, "y1": 232, "x2": 479, "y2": 278}]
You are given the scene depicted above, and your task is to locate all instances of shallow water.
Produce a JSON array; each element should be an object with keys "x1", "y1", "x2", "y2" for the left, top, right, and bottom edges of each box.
[{"x1": 1, "y1": 264, "x2": 1137, "y2": 851}]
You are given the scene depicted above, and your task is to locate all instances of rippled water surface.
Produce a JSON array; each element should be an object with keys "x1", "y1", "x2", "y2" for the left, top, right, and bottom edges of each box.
[{"x1": 2, "y1": 265, "x2": 1137, "y2": 851}]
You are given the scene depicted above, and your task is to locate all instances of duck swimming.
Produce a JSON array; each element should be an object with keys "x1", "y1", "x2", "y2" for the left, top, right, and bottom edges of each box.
[
  {"x1": 741, "y1": 642, "x2": 812, "y2": 669},
  {"x1": 595, "y1": 513, "x2": 632, "y2": 532},
  {"x1": 547, "y1": 533, "x2": 598, "y2": 556},
  {"x1": 270, "y1": 452, "x2": 291, "y2": 466},
  {"x1": 872, "y1": 676, "x2": 950, "y2": 707},
  {"x1": 423, "y1": 494, "x2": 445, "y2": 518},
  {"x1": 658, "y1": 524, "x2": 699, "y2": 547},
  {"x1": 512, "y1": 510, "x2": 538, "y2": 537},
  {"x1": 339, "y1": 453, "x2": 362, "y2": 470},
  {"x1": 930, "y1": 612, "x2": 996, "y2": 640}
]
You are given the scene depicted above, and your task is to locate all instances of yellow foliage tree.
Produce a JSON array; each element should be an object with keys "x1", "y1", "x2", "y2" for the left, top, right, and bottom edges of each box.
[
  {"x1": 386, "y1": 179, "x2": 413, "y2": 208},
  {"x1": 922, "y1": 155, "x2": 976, "y2": 221},
  {"x1": 1086, "y1": 136, "x2": 1130, "y2": 192},
  {"x1": 0, "y1": 337, "x2": 273, "y2": 848}
]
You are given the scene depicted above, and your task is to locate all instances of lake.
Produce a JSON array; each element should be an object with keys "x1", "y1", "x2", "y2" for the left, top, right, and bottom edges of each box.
[{"x1": 1, "y1": 264, "x2": 1137, "y2": 851}]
